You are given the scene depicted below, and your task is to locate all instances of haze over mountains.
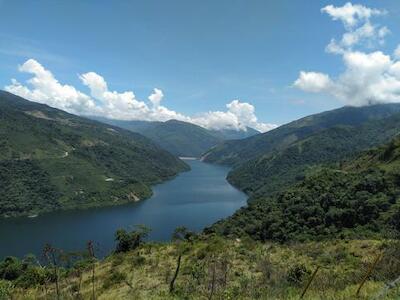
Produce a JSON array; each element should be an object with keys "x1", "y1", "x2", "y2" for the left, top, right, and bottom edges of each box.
[{"x1": 92, "y1": 117, "x2": 260, "y2": 157}]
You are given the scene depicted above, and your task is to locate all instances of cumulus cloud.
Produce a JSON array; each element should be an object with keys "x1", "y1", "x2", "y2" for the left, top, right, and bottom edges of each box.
[
  {"x1": 148, "y1": 88, "x2": 164, "y2": 108},
  {"x1": 321, "y1": 2, "x2": 385, "y2": 28},
  {"x1": 394, "y1": 45, "x2": 400, "y2": 60},
  {"x1": 294, "y1": 71, "x2": 332, "y2": 93},
  {"x1": 192, "y1": 100, "x2": 277, "y2": 132},
  {"x1": 322, "y1": 2, "x2": 388, "y2": 54},
  {"x1": 5, "y1": 59, "x2": 97, "y2": 115},
  {"x1": 294, "y1": 2, "x2": 400, "y2": 106},
  {"x1": 5, "y1": 59, "x2": 275, "y2": 132}
]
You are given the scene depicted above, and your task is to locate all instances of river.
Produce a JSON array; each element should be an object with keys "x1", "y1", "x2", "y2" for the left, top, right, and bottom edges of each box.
[{"x1": 0, "y1": 160, "x2": 247, "y2": 259}]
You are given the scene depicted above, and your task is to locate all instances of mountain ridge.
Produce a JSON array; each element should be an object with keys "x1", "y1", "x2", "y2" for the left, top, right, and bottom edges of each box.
[
  {"x1": 0, "y1": 90, "x2": 189, "y2": 217},
  {"x1": 202, "y1": 103, "x2": 400, "y2": 165},
  {"x1": 91, "y1": 117, "x2": 260, "y2": 157}
]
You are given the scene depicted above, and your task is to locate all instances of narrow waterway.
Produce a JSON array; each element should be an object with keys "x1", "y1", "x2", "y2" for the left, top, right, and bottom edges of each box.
[{"x1": 0, "y1": 160, "x2": 247, "y2": 259}]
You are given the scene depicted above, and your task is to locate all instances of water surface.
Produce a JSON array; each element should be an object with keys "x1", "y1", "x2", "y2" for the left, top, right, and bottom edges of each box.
[{"x1": 0, "y1": 160, "x2": 246, "y2": 259}]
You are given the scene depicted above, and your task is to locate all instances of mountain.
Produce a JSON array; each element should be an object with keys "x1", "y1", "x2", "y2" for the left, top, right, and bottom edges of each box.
[
  {"x1": 202, "y1": 104, "x2": 400, "y2": 166},
  {"x1": 229, "y1": 113, "x2": 400, "y2": 196},
  {"x1": 0, "y1": 91, "x2": 189, "y2": 217},
  {"x1": 134, "y1": 119, "x2": 223, "y2": 157},
  {"x1": 207, "y1": 136, "x2": 400, "y2": 241},
  {"x1": 91, "y1": 117, "x2": 260, "y2": 157},
  {"x1": 202, "y1": 104, "x2": 400, "y2": 197},
  {"x1": 209, "y1": 126, "x2": 260, "y2": 140}
]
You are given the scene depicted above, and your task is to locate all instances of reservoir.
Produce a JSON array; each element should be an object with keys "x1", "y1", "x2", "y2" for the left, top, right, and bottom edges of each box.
[{"x1": 0, "y1": 160, "x2": 247, "y2": 259}]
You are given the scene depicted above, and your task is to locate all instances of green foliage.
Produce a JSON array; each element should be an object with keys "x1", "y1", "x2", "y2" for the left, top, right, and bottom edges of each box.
[
  {"x1": 0, "y1": 257, "x2": 23, "y2": 281},
  {"x1": 115, "y1": 225, "x2": 151, "y2": 253},
  {"x1": 228, "y1": 114, "x2": 400, "y2": 199},
  {"x1": 4, "y1": 235, "x2": 399, "y2": 299},
  {"x1": 0, "y1": 280, "x2": 13, "y2": 300},
  {"x1": 0, "y1": 255, "x2": 47, "y2": 288},
  {"x1": 172, "y1": 226, "x2": 196, "y2": 242},
  {"x1": 0, "y1": 91, "x2": 189, "y2": 217},
  {"x1": 208, "y1": 136, "x2": 400, "y2": 241},
  {"x1": 92, "y1": 118, "x2": 260, "y2": 157},
  {"x1": 204, "y1": 104, "x2": 400, "y2": 207},
  {"x1": 102, "y1": 270, "x2": 126, "y2": 289},
  {"x1": 286, "y1": 264, "x2": 310, "y2": 285},
  {"x1": 204, "y1": 103, "x2": 400, "y2": 166},
  {"x1": 92, "y1": 118, "x2": 222, "y2": 157}
]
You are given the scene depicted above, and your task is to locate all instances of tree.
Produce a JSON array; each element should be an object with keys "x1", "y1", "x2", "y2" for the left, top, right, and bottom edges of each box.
[
  {"x1": 169, "y1": 226, "x2": 194, "y2": 293},
  {"x1": 115, "y1": 225, "x2": 151, "y2": 253}
]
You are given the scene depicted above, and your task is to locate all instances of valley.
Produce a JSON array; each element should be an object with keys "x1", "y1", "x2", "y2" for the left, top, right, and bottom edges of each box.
[
  {"x1": 3, "y1": 1, "x2": 400, "y2": 298},
  {"x1": 2, "y1": 91, "x2": 400, "y2": 299}
]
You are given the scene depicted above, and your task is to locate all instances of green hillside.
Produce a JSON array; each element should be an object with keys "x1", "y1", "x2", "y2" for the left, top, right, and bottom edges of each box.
[
  {"x1": 209, "y1": 126, "x2": 260, "y2": 140},
  {"x1": 202, "y1": 104, "x2": 400, "y2": 202},
  {"x1": 207, "y1": 136, "x2": 400, "y2": 242},
  {"x1": 0, "y1": 91, "x2": 189, "y2": 217},
  {"x1": 202, "y1": 104, "x2": 400, "y2": 166},
  {"x1": 92, "y1": 117, "x2": 260, "y2": 157},
  {"x1": 139, "y1": 120, "x2": 223, "y2": 157},
  {"x1": 228, "y1": 113, "x2": 400, "y2": 197}
]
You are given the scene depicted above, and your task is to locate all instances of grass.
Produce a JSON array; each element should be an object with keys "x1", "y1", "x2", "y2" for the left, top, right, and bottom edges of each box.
[{"x1": 8, "y1": 238, "x2": 400, "y2": 299}]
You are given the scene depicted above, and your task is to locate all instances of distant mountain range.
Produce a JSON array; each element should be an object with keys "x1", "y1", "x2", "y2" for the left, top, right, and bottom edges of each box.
[
  {"x1": 0, "y1": 91, "x2": 189, "y2": 217},
  {"x1": 203, "y1": 103, "x2": 400, "y2": 198},
  {"x1": 91, "y1": 117, "x2": 260, "y2": 157}
]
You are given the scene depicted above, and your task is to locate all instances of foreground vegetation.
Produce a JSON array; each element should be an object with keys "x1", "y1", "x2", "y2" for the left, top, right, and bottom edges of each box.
[
  {"x1": 0, "y1": 91, "x2": 188, "y2": 217},
  {"x1": 2, "y1": 231, "x2": 400, "y2": 299}
]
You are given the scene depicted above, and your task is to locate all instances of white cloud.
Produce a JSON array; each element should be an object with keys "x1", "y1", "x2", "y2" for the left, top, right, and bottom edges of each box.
[
  {"x1": 322, "y1": 3, "x2": 388, "y2": 54},
  {"x1": 294, "y1": 71, "x2": 332, "y2": 93},
  {"x1": 5, "y1": 59, "x2": 275, "y2": 132},
  {"x1": 5, "y1": 59, "x2": 97, "y2": 114},
  {"x1": 294, "y1": 3, "x2": 400, "y2": 106},
  {"x1": 192, "y1": 100, "x2": 277, "y2": 132},
  {"x1": 79, "y1": 71, "x2": 153, "y2": 120},
  {"x1": 321, "y1": 2, "x2": 385, "y2": 29},
  {"x1": 148, "y1": 88, "x2": 164, "y2": 108},
  {"x1": 394, "y1": 45, "x2": 400, "y2": 60}
]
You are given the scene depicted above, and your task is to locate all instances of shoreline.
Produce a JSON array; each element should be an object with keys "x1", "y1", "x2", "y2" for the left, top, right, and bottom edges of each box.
[{"x1": 179, "y1": 156, "x2": 198, "y2": 160}]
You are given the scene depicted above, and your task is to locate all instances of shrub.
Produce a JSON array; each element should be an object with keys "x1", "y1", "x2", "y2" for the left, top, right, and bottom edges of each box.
[
  {"x1": 286, "y1": 263, "x2": 310, "y2": 285},
  {"x1": 132, "y1": 255, "x2": 146, "y2": 267},
  {"x1": 115, "y1": 225, "x2": 151, "y2": 253},
  {"x1": 0, "y1": 280, "x2": 13, "y2": 300},
  {"x1": 102, "y1": 271, "x2": 127, "y2": 289}
]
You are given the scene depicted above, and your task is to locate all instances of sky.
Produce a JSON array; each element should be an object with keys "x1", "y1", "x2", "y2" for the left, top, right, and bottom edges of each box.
[{"x1": 1, "y1": 0, "x2": 400, "y2": 132}]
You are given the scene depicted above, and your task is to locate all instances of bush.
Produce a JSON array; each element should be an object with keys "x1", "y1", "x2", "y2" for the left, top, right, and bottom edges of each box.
[
  {"x1": 132, "y1": 255, "x2": 146, "y2": 267},
  {"x1": 286, "y1": 263, "x2": 310, "y2": 285},
  {"x1": 0, "y1": 257, "x2": 23, "y2": 281},
  {"x1": 0, "y1": 280, "x2": 13, "y2": 300},
  {"x1": 115, "y1": 225, "x2": 150, "y2": 253},
  {"x1": 102, "y1": 271, "x2": 127, "y2": 289}
]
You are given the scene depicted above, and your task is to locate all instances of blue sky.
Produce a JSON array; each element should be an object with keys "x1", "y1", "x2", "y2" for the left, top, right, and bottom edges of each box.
[{"x1": 1, "y1": 0, "x2": 400, "y2": 130}]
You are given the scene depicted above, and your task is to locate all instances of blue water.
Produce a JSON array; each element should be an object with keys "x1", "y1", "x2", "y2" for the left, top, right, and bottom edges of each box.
[{"x1": 0, "y1": 160, "x2": 247, "y2": 259}]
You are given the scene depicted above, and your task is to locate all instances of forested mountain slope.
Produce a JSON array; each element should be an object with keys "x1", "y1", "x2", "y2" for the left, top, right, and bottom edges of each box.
[
  {"x1": 228, "y1": 113, "x2": 400, "y2": 197},
  {"x1": 207, "y1": 136, "x2": 400, "y2": 241},
  {"x1": 0, "y1": 91, "x2": 189, "y2": 217},
  {"x1": 202, "y1": 104, "x2": 400, "y2": 166},
  {"x1": 93, "y1": 117, "x2": 260, "y2": 157},
  {"x1": 133, "y1": 119, "x2": 223, "y2": 157}
]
